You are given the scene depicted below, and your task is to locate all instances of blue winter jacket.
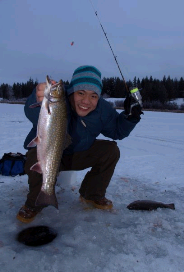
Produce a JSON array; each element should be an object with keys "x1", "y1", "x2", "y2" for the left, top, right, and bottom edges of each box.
[{"x1": 24, "y1": 88, "x2": 140, "y2": 154}]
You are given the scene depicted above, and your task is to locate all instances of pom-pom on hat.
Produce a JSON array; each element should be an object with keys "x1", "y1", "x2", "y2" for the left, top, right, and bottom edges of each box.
[{"x1": 67, "y1": 65, "x2": 102, "y2": 97}]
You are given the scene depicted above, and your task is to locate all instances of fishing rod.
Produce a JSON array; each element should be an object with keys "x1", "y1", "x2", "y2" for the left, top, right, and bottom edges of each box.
[
  {"x1": 88, "y1": 0, "x2": 129, "y2": 92},
  {"x1": 88, "y1": 0, "x2": 143, "y2": 107}
]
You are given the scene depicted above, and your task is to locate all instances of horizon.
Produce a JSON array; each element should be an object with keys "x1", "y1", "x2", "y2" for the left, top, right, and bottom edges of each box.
[{"x1": 1, "y1": 74, "x2": 184, "y2": 87}]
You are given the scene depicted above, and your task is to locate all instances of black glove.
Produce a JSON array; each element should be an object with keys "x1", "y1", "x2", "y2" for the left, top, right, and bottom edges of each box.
[
  {"x1": 130, "y1": 104, "x2": 143, "y2": 120},
  {"x1": 124, "y1": 93, "x2": 143, "y2": 120}
]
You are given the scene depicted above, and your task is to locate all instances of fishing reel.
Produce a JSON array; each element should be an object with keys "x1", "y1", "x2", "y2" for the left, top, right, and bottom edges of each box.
[{"x1": 129, "y1": 87, "x2": 143, "y2": 115}]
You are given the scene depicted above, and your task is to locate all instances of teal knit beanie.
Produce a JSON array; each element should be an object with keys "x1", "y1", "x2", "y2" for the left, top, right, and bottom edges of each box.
[{"x1": 67, "y1": 65, "x2": 102, "y2": 97}]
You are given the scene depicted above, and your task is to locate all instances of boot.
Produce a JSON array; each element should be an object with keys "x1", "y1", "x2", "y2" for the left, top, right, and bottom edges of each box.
[
  {"x1": 80, "y1": 195, "x2": 113, "y2": 210},
  {"x1": 16, "y1": 205, "x2": 43, "y2": 223}
]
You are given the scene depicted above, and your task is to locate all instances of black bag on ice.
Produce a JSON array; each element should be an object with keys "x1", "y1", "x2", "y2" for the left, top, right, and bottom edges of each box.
[{"x1": 0, "y1": 152, "x2": 26, "y2": 176}]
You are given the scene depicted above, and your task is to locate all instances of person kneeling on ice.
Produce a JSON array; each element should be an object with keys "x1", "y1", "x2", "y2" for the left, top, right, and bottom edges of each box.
[{"x1": 17, "y1": 65, "x2": 143, "y2": 223}]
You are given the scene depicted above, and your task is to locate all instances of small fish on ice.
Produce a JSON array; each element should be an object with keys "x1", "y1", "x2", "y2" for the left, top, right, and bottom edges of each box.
[{"x1": 127, "y1": 200, "x2": 175, "y2": 211}]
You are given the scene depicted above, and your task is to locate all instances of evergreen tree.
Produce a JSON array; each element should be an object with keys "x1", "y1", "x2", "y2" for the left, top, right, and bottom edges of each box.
[
  {"x1": 137, "y1": 78, "x2": 141, "y2": 89},
  {"x1": 0, "y1": 84, "x2": 10, "y2": 99},
  {"x1": 12, "y1": 83, "x2": 22, "y2": 99},
  {"x1": 64, "y1": 80, "x2": 69, "y2": 86},
  {"x1": 102, "y1": 77, "x2": 110, "y2": 96},
  {"x1": 179, "y1": 77, "x2": 184, "y2": 97},
  {"x1": 162, "y1": 75, "x2": 167, "y2": 85},
  {"x1": 140, "y1": 77, "x2": 150, "y2": 101},
  {"x1": 149, "y1": 76, "x2": 153, "y2": 83},
  {"x1": 158, "y1": 84, "x2": 168, "y2": 103},
  {"x1": 165, "y1": 76, "x2": 174, "y2": 100},
  {"x1": 133, "y1": 76, "x2": 137, "y2": 87},
  {"x1": 114, "y1": 77, "x2": 126, "y2": 98}
]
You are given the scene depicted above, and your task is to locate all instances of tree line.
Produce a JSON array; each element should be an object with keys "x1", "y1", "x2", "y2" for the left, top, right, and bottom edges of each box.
[
  {"x1": 0, "y1": 76, "x2": 184, "y2": 105},
  {"x1": 102, "y1": 75, "x2": 184, "y2": 104}
]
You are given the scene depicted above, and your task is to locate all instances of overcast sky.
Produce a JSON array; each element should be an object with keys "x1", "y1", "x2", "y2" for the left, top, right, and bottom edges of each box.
[{"x1": 0, "y1": 0, "x2": 184, "y2": 85}]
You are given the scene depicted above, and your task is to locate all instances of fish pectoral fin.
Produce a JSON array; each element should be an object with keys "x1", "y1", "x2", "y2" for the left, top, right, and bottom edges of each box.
[
  {"x1": 30, "y1": 162, "x2": 42, "y2": 174},
  {"x1": 35, "y1": 190, "x2": 58, "y2": 209},
  {"x1": 27, "y1": 136, "x2": 39, "y2": 148},
  {"x1": 29, "y1": 102, "x2": 42, "y2": 108}
]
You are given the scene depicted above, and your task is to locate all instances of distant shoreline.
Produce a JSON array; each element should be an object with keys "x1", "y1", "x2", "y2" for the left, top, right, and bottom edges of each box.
[
  {"x1": 115, "y1": 107, "x2": 184, "y2": 113},
  {"x1": 0, "y1": 99, "x2": 26, "y2": 105},
  {"x1": 0, "y1": 100, "x2": 183, "y2": 113}
]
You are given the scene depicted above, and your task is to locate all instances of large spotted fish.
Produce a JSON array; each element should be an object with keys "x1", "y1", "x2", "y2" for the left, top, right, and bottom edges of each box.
[{"x1": 28, "y1": 76, "x2": 71, "y2": 209}]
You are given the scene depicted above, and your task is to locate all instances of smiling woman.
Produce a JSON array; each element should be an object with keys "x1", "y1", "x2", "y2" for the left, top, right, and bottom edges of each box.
[{"x1": 66, "y1": 65, "x2": 102, "y2": 116}]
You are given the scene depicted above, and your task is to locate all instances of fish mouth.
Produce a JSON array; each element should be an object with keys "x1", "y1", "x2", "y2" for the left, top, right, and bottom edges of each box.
[
  {"x1": 46, "y1": 75, "x2": 63, "y2": 88},
  {"x1": 46, "y1": 75, "x2": 63, "y2": 99}
]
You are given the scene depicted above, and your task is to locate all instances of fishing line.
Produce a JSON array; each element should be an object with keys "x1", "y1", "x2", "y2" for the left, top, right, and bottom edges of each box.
[{"x1": 88, "y1": 0, "x2": 129, "y2": 93}]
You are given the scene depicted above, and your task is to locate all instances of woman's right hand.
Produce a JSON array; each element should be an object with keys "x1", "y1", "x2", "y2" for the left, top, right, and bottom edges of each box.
[
  {"x1": 36, "y1": 80, "x2": 56, "y2": 102},
  {"x1": 36, "y1": 83, "x2": 46, "y2": 102}
]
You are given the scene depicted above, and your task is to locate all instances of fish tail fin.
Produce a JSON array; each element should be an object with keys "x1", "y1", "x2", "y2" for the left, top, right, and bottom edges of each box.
[
  {"x1": 35, "y1": 191, "x2": 58, "y2": 209},
  {"x1": 168, "y1": 203, "x2": 175, "y2": 210}
]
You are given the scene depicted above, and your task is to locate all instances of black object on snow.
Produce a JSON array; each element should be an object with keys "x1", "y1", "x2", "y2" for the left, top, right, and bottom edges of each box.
[{"x1": 17, "y1": 225, "x2": 57, "y2": 246}]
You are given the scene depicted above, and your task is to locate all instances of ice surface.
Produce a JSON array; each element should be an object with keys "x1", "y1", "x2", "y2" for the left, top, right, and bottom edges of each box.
[{"x1": 0, "y1": 103, "x2": 184, "y2": 272}]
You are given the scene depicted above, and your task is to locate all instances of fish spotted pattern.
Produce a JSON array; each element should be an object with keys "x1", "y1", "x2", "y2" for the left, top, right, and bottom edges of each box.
[{"x1": 28, "y1": 76, "x2": 71, "y2": 209}]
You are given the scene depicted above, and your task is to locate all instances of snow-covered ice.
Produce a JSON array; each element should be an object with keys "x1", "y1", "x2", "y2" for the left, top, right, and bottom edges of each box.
[{"x1": 0, "y1": 103, "x2": 184, "y2": 272}]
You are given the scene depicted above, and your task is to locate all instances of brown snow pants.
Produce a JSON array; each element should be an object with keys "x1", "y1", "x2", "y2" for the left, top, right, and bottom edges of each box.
[{"x1": 24, "y1": 139, "x2": 120, "y2": 208}]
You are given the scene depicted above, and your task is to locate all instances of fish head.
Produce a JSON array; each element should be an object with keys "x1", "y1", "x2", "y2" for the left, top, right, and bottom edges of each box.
[
  {"x1": 45, "y1": 76, "x2": 65, "y2": 102},
  {"x1": 127, "y1": 204, "x2": 134, "y2": 210},
  {"x1": 127, "y1": 202, "x2": 139, "y2": 210}
]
